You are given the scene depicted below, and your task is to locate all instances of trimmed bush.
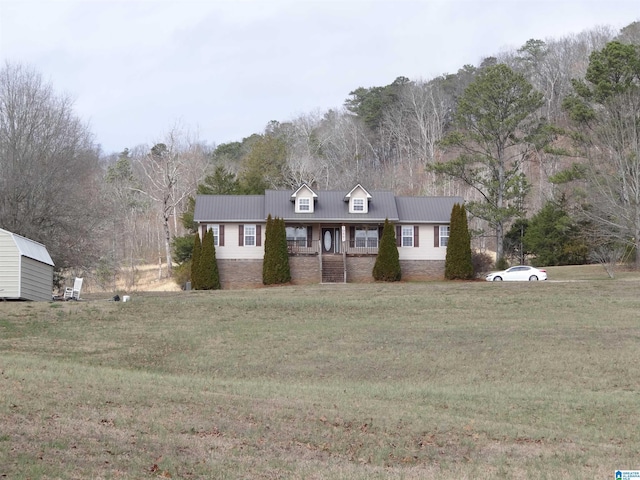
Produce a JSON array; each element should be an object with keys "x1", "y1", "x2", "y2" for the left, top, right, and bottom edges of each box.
[
  {"x1": 191, "y1": 232, "x2": 202, "y2": 290},
  {"x1": 373, "y1": 218, "x2": 401, "y2": 281},
  {"x1": 200, "y1": 228, "x2": 221, "y2": 290},
  {"x1": 263, "y1": 215, "x2": 291, "y2": 285},
  {"x1": 445, "y1": 203, "x2": 474, "y2": 280}
]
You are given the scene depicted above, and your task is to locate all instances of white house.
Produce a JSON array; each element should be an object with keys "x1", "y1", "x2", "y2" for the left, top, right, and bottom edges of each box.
[
  {"x1": 193, "y1": 184, "x2": 463, "y2": 288},
  {"x1": 0, "y1": 228, "x2": 55, "y2": 301}
]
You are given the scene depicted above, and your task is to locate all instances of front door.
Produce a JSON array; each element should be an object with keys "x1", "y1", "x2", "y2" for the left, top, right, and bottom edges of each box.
[{"x1": 322, "y1": 228, "x2": 341, "y2": 254}]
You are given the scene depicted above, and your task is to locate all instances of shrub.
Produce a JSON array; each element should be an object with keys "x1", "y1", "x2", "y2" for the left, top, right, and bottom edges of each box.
[
  {"x1": 190, "y1": 232, "x2": 202, "y2": 290},
  {"x1": 173, "y1": 260, "x2": 192, "y2": 289},
  {"x1": 471, "y1": 251, "x2": 494, "y2": 277},
  {"x1": 263, "y1": 215, "x2": 291, "y2": 285},
  {"x1": 172, "y1": 234, "x2": 194, "y2": 264},
  {"x1": 200, "y1": 228, "x2": 220, "y2": 290},
  {"x1": 373, "y1": 219, "x2": 401, "y2": 281},
  {"x1": 496, "y1": 256, "x2": 509, "y2": 270},
  {"x1": 445, "y1": 203, "x2": 474, "y2": 280}
]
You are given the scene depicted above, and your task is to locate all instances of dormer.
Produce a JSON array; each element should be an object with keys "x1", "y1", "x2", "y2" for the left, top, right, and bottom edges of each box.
[
  {"x1": 290, "y1": 183, "x2": 318, "y2": 213},
  {"x1": 344, "y1": 184, "x2": 372, "y2": 214}
]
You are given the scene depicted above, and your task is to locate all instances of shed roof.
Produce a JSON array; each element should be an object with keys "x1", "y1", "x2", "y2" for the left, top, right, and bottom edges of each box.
[{"x1": 0, "y1": 228, "x2": 54, "y2": 266}]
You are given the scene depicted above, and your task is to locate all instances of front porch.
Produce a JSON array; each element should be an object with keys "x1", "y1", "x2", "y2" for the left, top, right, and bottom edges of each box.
[{"x1": 287, "y1": 240, "x2": 378, "y2": 257}]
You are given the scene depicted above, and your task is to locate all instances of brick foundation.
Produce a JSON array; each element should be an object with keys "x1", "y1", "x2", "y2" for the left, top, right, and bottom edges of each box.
[
  {"x1": 217, "y1": 257, "x2": 444, "y2": 288},
  {"x1": 289, "y1": 256, "x2": 321, "y2": 285},
  {"x1": 400, "y1": 260, "x2": 445, "y2": 281},
  {"x1": 218, "y1": 259, "x2": 263, "y2": 289}
]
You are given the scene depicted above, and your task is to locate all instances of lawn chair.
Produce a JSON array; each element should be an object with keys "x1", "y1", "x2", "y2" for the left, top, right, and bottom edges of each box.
[{"x1": 63, "y1": 277, "x2": 83, "y2": 301}]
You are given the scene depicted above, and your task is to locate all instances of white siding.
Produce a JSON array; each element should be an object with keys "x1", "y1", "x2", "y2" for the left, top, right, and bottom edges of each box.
[
  {"x1": 0, "y1": 229, "x2": 54, "y2": 301},
  {"x1": 0, "y1": 231, "x2": 20, "y2": 298},
  {"x1": 215, "y1": 223, "x2": 265, "y2": 260},
  {"x1": 397, "y1": 224, "x2": 447, "y2": 261}
]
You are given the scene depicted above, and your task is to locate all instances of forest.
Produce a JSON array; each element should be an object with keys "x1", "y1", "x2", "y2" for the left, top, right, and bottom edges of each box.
[{"x1": 1, "y1": 19, "x2": 639, "y2": 288}]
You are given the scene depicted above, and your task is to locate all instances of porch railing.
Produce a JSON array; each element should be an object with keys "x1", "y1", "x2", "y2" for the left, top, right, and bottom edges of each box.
[
  {"x1": 346, "y1": 246, "x2": 379, "y2": 255},
  {"x1": 287, "y1": 240, "x2": 379, "y2": 256},
  {"x1": 287, "y1": 240, "x2": 317, "y2": 255}
]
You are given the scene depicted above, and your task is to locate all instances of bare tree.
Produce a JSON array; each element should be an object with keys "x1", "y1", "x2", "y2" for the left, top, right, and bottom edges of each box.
[
  {"x1": 379, "y1": 79, "x2": 452, "y2": 193},
  {"x1": 316, "y1": 109, "x2": 378, "y2": 189},
  {"x1": 0, "y1": 62, "x2": 103, "y2": 271},
  {"x1": 132, "y1": 127, "x2": 203, "y2": 277},
  {"x1": 564, "y1": 41, "x2": 640, "y2": 269}
]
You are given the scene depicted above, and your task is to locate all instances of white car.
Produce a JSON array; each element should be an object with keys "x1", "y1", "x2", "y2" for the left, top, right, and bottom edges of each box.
[{"x1": 485, "y1": 266, "x2": 547, "y2": 282}]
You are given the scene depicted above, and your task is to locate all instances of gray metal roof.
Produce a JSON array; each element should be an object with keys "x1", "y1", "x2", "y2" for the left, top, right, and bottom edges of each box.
[
  {"x1": 194, "y1": 190, "x2": 463, "y2": 224},
  {"x1": 265, "y1": 190, "x2": 399, "y2": 223},
  {"x1": 0, "y1": 228, "x2": 54, "y2": 266},
  {"x1": 395, "y1": 196, "x2": 464, "y2": 223},
  {"x1": 193, "y1": 195, "x2": 265, "y2": 222}
]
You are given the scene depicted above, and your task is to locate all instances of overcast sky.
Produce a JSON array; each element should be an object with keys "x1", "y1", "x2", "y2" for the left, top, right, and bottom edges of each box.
[{"x1": 1, "y1": 0, "x2": 638, "y2": 155}]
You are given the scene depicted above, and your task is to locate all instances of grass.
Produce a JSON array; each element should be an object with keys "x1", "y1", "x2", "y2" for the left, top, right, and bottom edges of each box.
[{"x1": 1, "y1": 268, "x2": 639, "y2": 478}]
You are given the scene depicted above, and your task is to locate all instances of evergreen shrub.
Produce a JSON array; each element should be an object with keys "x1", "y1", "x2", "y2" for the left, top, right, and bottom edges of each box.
[{"x1": 373, "y1": 218, "x2": 401, "y2": 281}]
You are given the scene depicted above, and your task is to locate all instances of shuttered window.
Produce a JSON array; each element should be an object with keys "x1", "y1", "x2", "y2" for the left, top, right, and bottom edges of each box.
[
  {"x1": 401, "y1": 226, "x2": 414, "y2": 247},
  {"x1": 395, "y1": 225, "x2": 420, "y2": 248},
  {"x1": 239, "y1": 225, "x2": 262, "y2": 247}
]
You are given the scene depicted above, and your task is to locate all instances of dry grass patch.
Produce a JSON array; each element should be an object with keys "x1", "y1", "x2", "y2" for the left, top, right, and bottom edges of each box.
[{"x1": 1, "y1": 278, "x2": 640, "y2": 478}]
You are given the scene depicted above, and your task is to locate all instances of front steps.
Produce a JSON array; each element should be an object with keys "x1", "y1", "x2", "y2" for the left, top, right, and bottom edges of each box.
[{"x1": 321, "y1": 255, "x2": 345, "y2": 283}]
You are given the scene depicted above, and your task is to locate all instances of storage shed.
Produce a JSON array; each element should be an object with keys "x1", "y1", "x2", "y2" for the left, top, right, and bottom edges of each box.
[{"x1": 0, "y1": 228, "x2": 55, "y2": 301}]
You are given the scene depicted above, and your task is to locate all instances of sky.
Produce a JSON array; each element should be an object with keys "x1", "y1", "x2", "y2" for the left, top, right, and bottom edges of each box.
[{"x1": 1, "y1": 0, "x2": 638, "y2": 155}]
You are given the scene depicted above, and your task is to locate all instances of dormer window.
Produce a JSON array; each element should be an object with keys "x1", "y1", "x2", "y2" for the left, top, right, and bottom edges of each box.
[
  {"x1": 298, "y1": 198, "x2": 310, "y2": 212},
  {"x1": 345, "y1": 184, "x2": 372, "y2": 214},
  {"x1": 291, "y1": 183, "x2": 317, "y2": 213}
]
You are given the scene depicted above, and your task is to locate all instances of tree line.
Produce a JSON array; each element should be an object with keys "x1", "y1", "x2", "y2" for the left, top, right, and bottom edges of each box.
[{"x1": 1, "y1": 20, "x2": 639, "y2": 288}]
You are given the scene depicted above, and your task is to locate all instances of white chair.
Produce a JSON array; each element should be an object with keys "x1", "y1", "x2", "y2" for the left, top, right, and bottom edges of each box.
[{"x1": 63, "y1": 277, "x2": 83, "y2": 301}]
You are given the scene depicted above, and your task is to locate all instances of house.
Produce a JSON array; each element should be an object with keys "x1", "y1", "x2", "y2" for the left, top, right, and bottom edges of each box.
[
  {"x1": 193, "y1": 184, "x2": 463, "y2": 288},
  {"x1": 0, "y1": 228, "x2": 55, "y2": 301}
]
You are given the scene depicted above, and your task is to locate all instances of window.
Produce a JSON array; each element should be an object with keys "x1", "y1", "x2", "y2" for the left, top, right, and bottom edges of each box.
[
  {"x1": 354, "y1": 227, "x2": 378, "y2": 248},
  {"x1": 440, "y1": 226, "x2": 449, "y2": 247},
  {"x1": 352, "y1": 198, "x2": 365, "y2": 212},
  {"x1": 401, "y1": 226, "x2": 414, "y2": 247},
  {"x1": 286, "y1": 226, "x2": 307, "y2": 247},
  {"x1": 244, "y1": 224, "x2": 256, "y2": 246},
  {"x1": 207, "y1": 224, "x2": 219, "y2": 246},
  {"x1": 298, "y1": 197, "x2": 310, "y2": 212}
]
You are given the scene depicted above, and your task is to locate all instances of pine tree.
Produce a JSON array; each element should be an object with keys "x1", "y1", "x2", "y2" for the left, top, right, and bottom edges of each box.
[
  {"x1": 373, "y1": 219, "x2": 401, "y2": 281},
  {"x1": 191, "y1": 232, "x2": 202, "y2": 289},
  {"x1": 200, "y1": 228, "x2": 221, "y2": 290},
  {"x1": 445, "y1": 203, "x2": 474, "y2": 279}
]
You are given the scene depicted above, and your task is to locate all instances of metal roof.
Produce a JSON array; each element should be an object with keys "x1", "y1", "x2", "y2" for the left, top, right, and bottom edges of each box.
[
  {"x1": 0, "y1": 228, "x2": 55, "y2": 266},
  {"x1": 193, "y1": 195, "x2": 265, "y2": 222},
  {"x1": 395, "y1": 196, "x2": 464, "y2": 223},
  {"x1": 194, "y1": 189, "x2": 462, "y2": 224},
  {"x1": 265, "y1": 190, "x2": 399, "y2": 223}
]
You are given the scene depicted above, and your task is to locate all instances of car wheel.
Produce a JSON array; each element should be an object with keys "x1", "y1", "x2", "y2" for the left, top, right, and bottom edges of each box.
[
  {"x1": 493, "y1": 276, "x2": 502, "y2": 281},
  {"x1": 529, "y1": 275, "x2": 538, "y2": 281}
]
